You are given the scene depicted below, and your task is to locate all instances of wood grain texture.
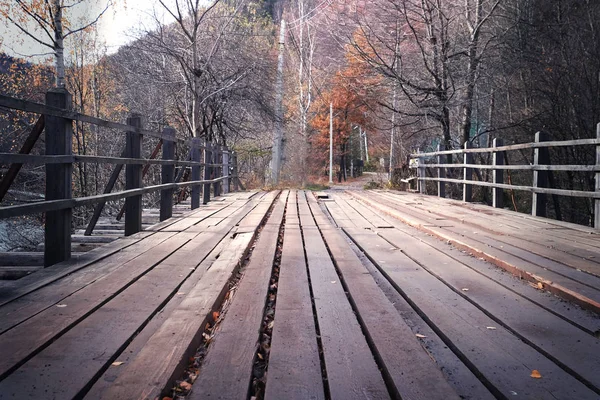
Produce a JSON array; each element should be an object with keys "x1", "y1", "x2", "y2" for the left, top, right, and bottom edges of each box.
[
  {"x1": 299, "y1": 202, "x2": 390, "y2": 400},
  {"x1": 189, "y1": 194, "x2": 287, "y2": 400},
  {"x1": 265, "y1": 194, "x2": 325, "y2": 400},
  {"x1": 345, "y1": 229, "x2": 599, "y2": 399}
]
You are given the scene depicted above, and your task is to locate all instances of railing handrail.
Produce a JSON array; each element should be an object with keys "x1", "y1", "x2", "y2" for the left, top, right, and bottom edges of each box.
[
  {"x1": 412, "y1": 137, "x2": 600, "y2": 157},
  {"x1": 0, "y1": 90, "x2": 240, "y2": 266},
  {"x1": 0, "y1": 94, "x2": 183, "y2": 143},
  {"x1": 408, "y1": 131, "x2": 600, "y2": 229}
]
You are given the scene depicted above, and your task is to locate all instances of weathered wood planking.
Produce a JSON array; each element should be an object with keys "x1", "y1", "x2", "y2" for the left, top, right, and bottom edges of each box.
[
  {"x1": 374, "y1": 191, "x2": 600, "y2": 273},
  {"x1": 0, "y1": 231, "x2": 179, "y2": 334},
  {"x1": 0, "y1": 232, "x2": 195, "y2": 381},
  {"x1": 348, "y1": 190, "x2": 600, "y2": 313},
  {"x1": 344, "y1": 230, "x2": 599, "y2": 399},
  {"x1": 265, "y1": 194, "x2": 325, "y2": 400},
  {"x1": 309, "y1": 203, "x2": 461, "y2": 400},
  {"x1": 0, "y1": 232, "x2": 151, "y2": 307},
  {"x1": 0, "y1": 194, "x2": 268, "y2": 398},
  {"x1": 188, "y1": 193, "x2": 287, "y2": 400},
  {"x1": 299, "y1": 205, "x2": 390, "y2": 400},
  {"x1": 339, "y1": 193, "x2": 600, "y2": 334},
  {"x1": 375, "y1": 228, "x2": 600, "y2": 391},
  {"x1": 95, "y1": 193, "x2": 277, "y2": 400}
]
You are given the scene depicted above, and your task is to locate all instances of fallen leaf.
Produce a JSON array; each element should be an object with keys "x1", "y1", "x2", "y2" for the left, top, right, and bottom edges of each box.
[
  {"x1": 257, "y1": 353, "x2": 263, "y2": 360},
  {"x1": 212, "y1": 311, "x2": 220, "y2": 321},
  {"x1": 176, "y1": 292, "x2": 185, "y2": 295},
  {"x1": 486, "y1": 327, "x2": 497, "y2": 330},
  {"x1": 509, "y1": 391, "x2": 518, "y2": 396},
  {"x1": 537, "y1": 282, "x2": 544, "y2": 290},
  {"x1": 111, "y1": 361, "x2": 124, "y2": 366},
  {"x1": 162, "y1": 397, "x2": 173, "y2": 400},
  {"x1": 461, "y1": 288, "x2": 469, "y2": 291},
  {"x1": 415, "y1": 333, "x2": 427, "y2": 338},
  {"x1": 530, "y1": 369, "x2": 542, "y2": 379},
  {"x1": 331, "y1": 281, "x2": 336, "y2": 284},
  {"x1": 180, "y1": 381, "x2": 192, "y2": 391},
  {"x1": 56, "y1": 304, "x2": 67, "y2": 308}
]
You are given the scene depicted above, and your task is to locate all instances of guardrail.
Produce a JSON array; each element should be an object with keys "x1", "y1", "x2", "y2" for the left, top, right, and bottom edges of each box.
[
  {"x1": 410, "y1": 128, "x2": 600, "y2": 229},
  {"x1": 0, "y1": 90, "x2": 239, "y2": 266}
]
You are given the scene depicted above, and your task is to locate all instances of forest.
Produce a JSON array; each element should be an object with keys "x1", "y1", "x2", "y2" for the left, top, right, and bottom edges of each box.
[{"x1": 1, "y1": 0, "x2": 600, "y2": 251}]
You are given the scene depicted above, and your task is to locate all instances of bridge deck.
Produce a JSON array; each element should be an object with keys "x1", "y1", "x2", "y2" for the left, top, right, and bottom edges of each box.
[{"x1": 0, "y1": 189, "x2": 599, "y2": 399}]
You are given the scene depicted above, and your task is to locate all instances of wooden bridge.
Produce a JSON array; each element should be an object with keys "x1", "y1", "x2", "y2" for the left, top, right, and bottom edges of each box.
[{"x1": 0, "y1": 92, "x2": 600, "y2": 399}]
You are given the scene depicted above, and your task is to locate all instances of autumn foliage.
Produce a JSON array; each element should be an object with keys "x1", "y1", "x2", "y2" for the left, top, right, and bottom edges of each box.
[{"x1": 309, "y1": 34, "x2": 381, "y2": 179}]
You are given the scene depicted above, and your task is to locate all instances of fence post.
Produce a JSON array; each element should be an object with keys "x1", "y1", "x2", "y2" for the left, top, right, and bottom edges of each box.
[
  {"x1": 223, "y1": 147, "x2": 230, "y2": 194},
  {"x1": 463, "y1": 142, "x2": 473, "y2": 202},
  {"x1": 595, "y1": 124, "x2": 600, "y2": 229},
  {"x1": 190, "y1": 138, "x2": 201, "y2": 210},
  {"x1": 44, "y1": 89, "x2": 73, "y2": 267},
  {"x1": 203, "y1": 142, "x2": 212, "y2": 204},
  {"x1": 232, "y1": 151, "x2": 239, "y2": 192},
  {"x1": 125, "y1": 114, "x2": 143, "y2": 236},
  {"x1": 213, "y1": 146, "x2": 221, "y2": 197},
  {"x1": 492, "y1": 138, "x2": 504, "y2": 208},
  {"x1": 532, "y1": 131, "x2": 550, "y2": 217},
  {"x1": 437, "y1": 143, "x2": 445, "y2": 198},
  {"x1": 417, "y1": 149, "x2": 425, "y2": 194},
  {"x1": 160, "y1": 127, "x2": 176, "y2": 221}
]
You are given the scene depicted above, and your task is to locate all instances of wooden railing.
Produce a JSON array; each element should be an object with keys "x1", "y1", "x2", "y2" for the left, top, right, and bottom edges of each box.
[
  {"x1": 411, "y1": 128, "x2": 600, "y2": 229},
  {"x1": 0, "y1": 90, "x2": 239, "y2": 266}
]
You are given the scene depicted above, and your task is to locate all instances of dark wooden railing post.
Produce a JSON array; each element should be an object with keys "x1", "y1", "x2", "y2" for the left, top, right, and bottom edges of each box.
[
  {"x1": 492, "y1": 138, "x2": 504, "y2": 209},
  {"x1": 222, "y1": 147, "x2": 230, "y2": 194},
  {"x1": 191, "y1": 138, "x2": 201, "y2": 210},
  {"x1": 160, "y1": 127, "x2": 176, "y2": 221},
  {"x1": 203, "y1": 142, "x2": 212, "y2": 204},
  {"x1": 595, "y1": 124, "x2": 600, "y2": 228},
  {"x1": 437, "y1": 143, "x2": 445, "y2": 198},
  {"x1": 463, "y1": 142, "x2": 473, "y2": 202},
  {"x1": 44, "y1": 88, "x2": 73, "y2": 267},
  {"x1": 532, "y1": 131, "x2": 550, "y2": 217},
  {"x1": 232, "y1": 151, "x2": 239, "y2": 192},
  {"x1": 125, "y1": 114, "x2": 143, "y2": 236}
]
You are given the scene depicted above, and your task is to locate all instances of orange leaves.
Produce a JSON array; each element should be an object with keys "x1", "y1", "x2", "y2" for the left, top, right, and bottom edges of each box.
[{"x1": 530, "y1": 370, "x2": 542, "y2": 379}]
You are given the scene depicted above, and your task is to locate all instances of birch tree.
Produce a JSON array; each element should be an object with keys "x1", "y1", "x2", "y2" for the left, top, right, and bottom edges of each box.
[{"x1": 0, "y1": 0, "x2": 113, "y2": 87}]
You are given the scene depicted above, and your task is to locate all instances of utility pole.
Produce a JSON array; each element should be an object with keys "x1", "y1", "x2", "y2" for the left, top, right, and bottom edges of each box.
[
  {"x1": 329, "y1": 102, "x2": 333, "y2": 184},
  {"x1": 270, "y1": 20, "x2": 286, "y2": 185},
  {"x1": 364, "y1": 129, "x2": 369, "y2": 163}
]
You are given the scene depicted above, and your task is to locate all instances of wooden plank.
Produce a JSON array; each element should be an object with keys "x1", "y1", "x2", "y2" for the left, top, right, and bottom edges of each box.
[
  {"x1": 376, "y1": 228, "x2": 600, "y2": 391},
  {"x1": 299, "y1": 205, "x2": 390, "y2": 400},
  {"x1": 0, "y1": 228, "x2": 232, "y2": 399},
  {"x1": 0, "y1": 232, "x2": 194, "y2": 379},
  {"x1": 376, "y1": 191, "x2": 600, "y2": 265},
  {"x1": 371, "y1": 192, "x2": 600, "y2": 288},
  {"x1": 310, "y1": 209, "x2": 460, "y2": 399},
  {"x1": 84, "y1": 236, "x2": 230, "y2": 399},
  {"x1": 0, "y1": 232, "x2": 178, "y2": 334},
  {"x1": 340, "y1": 193, "x2": 600, "y2": 333},
  {"x1": 350, "y1": 191, "x2": 600, "y2": 313},
  {"x1": 0, "y1": 266, "x2": 42, "y2": 280},
  {"x1": 345, "y1": 230, "x2": 599, "y2": 399},
  {"x1": 188, "y1": 194, "x2": 287, "y2": 399},
  {"x1": 0, "y1": 252, "x2": 44, "y2": 266},
  {"x1": 0, "y1": 232, "x2": 152, "y2": 307},
  {"x1": 91, "y1": 193, "x2": 276, "y2": 400},
  {"x1": 264, "y1": 206, "x2": 325, "y2": 400}
]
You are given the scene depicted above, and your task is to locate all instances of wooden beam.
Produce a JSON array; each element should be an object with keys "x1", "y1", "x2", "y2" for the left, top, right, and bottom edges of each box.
[
  {"x1": 0, "y1": 115, "x2": 45, "y2": 202},
  {"x1": 124, "y1": 115, "x2": 143, "y2": 236},
  {"x1": 493, "y1": 138, "x2": 504, "y2": 209},
  {"x1": 44, "y1": 89, "x2": 73, "y2": 267},
  {"x1": 532, "y1": 131, "x2": 550, "y2": 217},
  {"x1": 160, "y1": 128, "x2": 176, "y2": 222}
]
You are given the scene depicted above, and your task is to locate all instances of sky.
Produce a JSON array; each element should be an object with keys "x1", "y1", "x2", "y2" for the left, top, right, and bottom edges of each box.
[{"x1": 0, "y1": 0, "x2": 178, "y2": 60}]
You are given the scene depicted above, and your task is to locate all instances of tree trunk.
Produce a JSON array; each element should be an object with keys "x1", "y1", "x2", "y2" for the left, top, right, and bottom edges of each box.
[{"x1": 53, "y1": 0, "x2": 65, "y2": 88}]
